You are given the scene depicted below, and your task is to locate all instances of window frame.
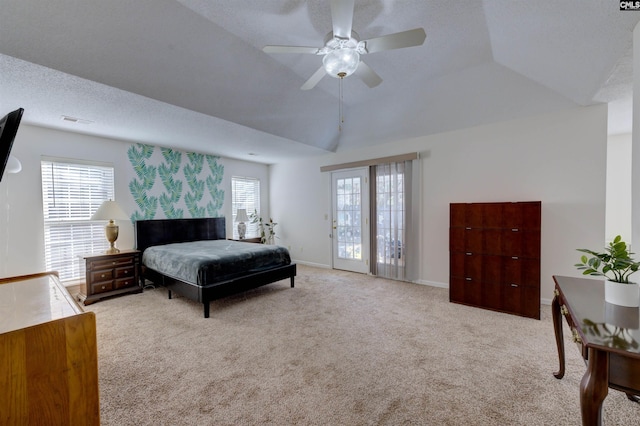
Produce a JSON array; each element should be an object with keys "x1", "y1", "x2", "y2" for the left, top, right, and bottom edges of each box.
[
  {"x1": 41, "y1": 158, "x2": 116, "y2": 282},
  {"x1": 231, "y1": 176, "x2": 261, "y2": 239}
]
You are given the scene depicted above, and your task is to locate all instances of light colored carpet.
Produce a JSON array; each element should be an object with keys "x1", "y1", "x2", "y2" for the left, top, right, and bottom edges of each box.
[{"x1": 86, "y1": 265, "x2": 640, "y2": 425}]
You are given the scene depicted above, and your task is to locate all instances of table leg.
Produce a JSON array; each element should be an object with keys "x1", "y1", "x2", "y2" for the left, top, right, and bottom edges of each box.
[
  {"x1": 552, "y1": 291, "x2": 565, "y2": 379},
  {"x1": 580, "y1": 348, "x2": 608, "y2": 426}
]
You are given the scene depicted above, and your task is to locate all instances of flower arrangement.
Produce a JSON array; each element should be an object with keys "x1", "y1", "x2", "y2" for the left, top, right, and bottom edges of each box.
[{"x1": 249, "y1": 209, "x2": 277, "y2": 244}]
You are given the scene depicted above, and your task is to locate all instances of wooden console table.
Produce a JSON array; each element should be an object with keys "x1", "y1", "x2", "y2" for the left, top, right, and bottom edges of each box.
[
  {"x1": 552, "y1": 275, "x2": 640, "y2": 425},
  {"x1": 0, "y1": 272, "x2": 100, "y2": 425}
]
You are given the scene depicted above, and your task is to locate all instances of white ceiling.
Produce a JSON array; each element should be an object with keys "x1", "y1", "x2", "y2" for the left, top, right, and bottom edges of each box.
[{"x1": 0, "y1": 0, "x2": 638, "y2": 164}]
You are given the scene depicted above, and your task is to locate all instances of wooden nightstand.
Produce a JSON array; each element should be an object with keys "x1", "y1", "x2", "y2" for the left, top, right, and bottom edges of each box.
[
  {"x1": 79, "y1": 249, "x2": 142, "y2": 305},
  {"x1": 227, "y1": 237, "x2": 262, "y2": 243}
]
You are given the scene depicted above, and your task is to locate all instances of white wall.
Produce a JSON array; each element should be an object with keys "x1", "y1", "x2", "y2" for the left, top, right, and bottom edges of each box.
[
  {"x1": 606, "y1": 133, "x2": 632, "y2": 242},
  {"x1": 271, "y1": 105, "x2": 608, "y2": 303},
  {"x1": 0, "y1": 124, "x2": 269, "y2": 278},
  {"x1": 633, "y1": 21, "x2": 640, "y2": 253}
]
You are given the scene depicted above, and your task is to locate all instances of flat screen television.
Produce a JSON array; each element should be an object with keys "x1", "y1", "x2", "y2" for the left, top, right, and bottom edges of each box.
[{"x1": 0, "y1": 108, "x2": 24, "y2": 182}]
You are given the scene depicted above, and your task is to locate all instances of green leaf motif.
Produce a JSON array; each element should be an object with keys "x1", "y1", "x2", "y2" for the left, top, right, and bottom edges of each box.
[
  {"x1": 191, "y1": 180, "x2": 205, "y2": 199},
  {"x1": 127, "y1": 144, "x2": 158, "y2": 220},
  {"x1": 186, "y1": 153, "x2": 204, "y2": 174},
  {"x1": 158, "y1": 163, "x2": 171, "y2": 183},
  {"x1": 207, "y1": 201, "x2": 218, "y2": 217},
  {"x1": 158, "y1": 164, "x2": 182, "y2": 201},
  {"x1": 205, "y1": 155, "x2": 225, "y2": 217},
  {"x1": 128, "y1": 145, "x2": 226, "y2": 221},
  {"x1": 185, "y1": 192, "x2": 206, "y2": 217},
  {"x1": 128, "y1": 143, "x2": 153, "y2": 165},
  {"x1": 184, "y1": 165, "x2": 198, "y2": 188},
  {"x1": 130, "y1": 211, "x2": 143, "y2": 222},
  {"x1": 161, "y1": 148, "x2": 182, "y2": 173},
  {"x1": 160, "y1": 193, "x2": 183, "y2": 218},
  {"x1": 183, "y1": 153, "x2": 206, "y2": 217},
  {"x1": 206, "y1": 155, "x2": 224, "y2": 185}
]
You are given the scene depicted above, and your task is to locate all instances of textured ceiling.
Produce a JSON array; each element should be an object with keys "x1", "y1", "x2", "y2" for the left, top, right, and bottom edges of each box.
[{"x1": 0, "y1": 0, "x2": 638, "y2": 164}]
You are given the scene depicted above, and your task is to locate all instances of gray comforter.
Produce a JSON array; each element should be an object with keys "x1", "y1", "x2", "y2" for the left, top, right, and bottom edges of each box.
[{"x1": 142, "y1": 240, "x2": 292, "y2": 286}]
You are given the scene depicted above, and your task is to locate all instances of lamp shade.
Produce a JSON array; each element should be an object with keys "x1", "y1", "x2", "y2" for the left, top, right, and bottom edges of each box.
[
  {"x1": 235, "y1": 208, "x2": 249, "y2": 222},
  {"x1": 90, "y1": 200, "x2": 129, "y2": 221},
  {"x1": 6, "y1": 155, "x2": 22, "y2": 174}
]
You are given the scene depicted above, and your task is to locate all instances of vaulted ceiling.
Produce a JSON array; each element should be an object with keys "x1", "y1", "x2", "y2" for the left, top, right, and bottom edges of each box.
[{"x1": 1, "y1": 1, "x2": 638, "y2": 164}]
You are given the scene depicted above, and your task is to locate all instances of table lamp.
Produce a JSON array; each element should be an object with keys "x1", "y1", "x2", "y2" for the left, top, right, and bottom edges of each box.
[
  {"x1": 235, "y1": 208, "x2": 249, "y2": 239},
  {"x1": 91, "y1": 200, "x2": 129, "y2": 254}
]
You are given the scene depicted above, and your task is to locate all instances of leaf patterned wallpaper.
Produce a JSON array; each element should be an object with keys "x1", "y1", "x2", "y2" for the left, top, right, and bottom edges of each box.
[{"x1": 127, "y1": 143, "x2": 224, "y2": 221}]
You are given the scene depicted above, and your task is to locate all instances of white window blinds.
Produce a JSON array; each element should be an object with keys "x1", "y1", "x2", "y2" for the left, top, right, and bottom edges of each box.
[
  {"x1": 231, "y1": 176, "x2": 260, "y2": 239},
  {"x1": 41, "y1": 160, "x2": 115, "y2": 282}
]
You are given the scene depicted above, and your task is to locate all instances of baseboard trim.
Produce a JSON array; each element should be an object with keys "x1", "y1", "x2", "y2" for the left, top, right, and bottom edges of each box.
[
  {"x1": 414, "y1": 279, "x2": 449, "y2": 289},
  {"x1": 414, "y1": 279, "x2": 553, "y2": 307},
  {"x1": 291, "y1": 260, "x2": 331, "y2": 269}
]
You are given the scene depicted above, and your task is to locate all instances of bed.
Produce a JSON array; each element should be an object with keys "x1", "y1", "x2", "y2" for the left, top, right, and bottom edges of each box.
[{"x1": 135, "y1": 217, "x2": 296, "y2": 318}]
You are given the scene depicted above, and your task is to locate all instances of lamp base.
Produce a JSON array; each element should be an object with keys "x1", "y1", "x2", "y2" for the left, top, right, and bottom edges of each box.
[
  {"x1": 105, "y1": 221, "x2": 120, "y2": 254},
  {"x1": 238, "y1": 221, "x2": 246, "y2": 240}
]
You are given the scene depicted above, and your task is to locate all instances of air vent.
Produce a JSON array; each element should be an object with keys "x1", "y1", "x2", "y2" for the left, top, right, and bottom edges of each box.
[{"x1": 61, "y1": 115, "x2": 93, "y2": 124}]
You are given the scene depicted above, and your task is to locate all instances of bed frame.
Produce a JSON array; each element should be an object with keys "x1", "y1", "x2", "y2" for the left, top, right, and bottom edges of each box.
[{"x1": 135, "y1": 217, "x2": 296, "y2": 318}]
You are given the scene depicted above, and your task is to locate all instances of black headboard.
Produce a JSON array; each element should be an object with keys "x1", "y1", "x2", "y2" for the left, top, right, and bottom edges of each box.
[{"x1": 134, "y1": 217, "x2": 226, "y2": 253}]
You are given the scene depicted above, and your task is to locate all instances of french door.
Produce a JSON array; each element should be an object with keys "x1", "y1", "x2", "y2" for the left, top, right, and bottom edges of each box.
[{"x1": 331, "y1": 168, "x2": 369, "y2": 273}]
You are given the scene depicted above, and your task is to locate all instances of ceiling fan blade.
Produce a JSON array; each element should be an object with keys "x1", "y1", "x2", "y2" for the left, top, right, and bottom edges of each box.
[
  {"x1": 355, "y1": 61, "x2": 382, "y2": 88},
  {"x1": 362, "y1": 28, "x2": 426, "y2": 54},
  {"x1": 301, "y1": 66, "x2": 327, "y2": 90},
  {"x1": 263, "y1": 45, "x2": 320, "y2": 54},
  {"x1": 330, "y1": 0, "x2": 354, "y2": 39}
]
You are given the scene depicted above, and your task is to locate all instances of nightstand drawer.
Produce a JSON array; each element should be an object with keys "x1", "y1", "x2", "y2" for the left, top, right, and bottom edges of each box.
[
  {"x1": 90, "y1": 270, "x2": 113, "y2": 282},
  {"x1": 115, "y1": 266, "x2": 134, "y2": 278},
  {"x1": 115, "y1": 277, "x2": 136, "y2": 289},
  {"x1": 90, "y1": 257, "x2": 134, "y2": 270},
  {"x1": 91, "y1": 281, "x2": 114, "y2": 294}
]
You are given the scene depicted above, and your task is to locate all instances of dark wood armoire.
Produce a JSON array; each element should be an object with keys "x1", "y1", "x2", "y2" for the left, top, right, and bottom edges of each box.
[{"x1": 449, "y1": 201, "x2": 541, "y2": 319}]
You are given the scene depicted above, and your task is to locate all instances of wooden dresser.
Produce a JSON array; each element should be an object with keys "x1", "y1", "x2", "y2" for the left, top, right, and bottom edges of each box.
[
  {"x1": 449, "y1": 201, "x2": 541, "y2": 319},
  {"x1": 0, "y1": 271, "x2": 100, "y2": 425}
]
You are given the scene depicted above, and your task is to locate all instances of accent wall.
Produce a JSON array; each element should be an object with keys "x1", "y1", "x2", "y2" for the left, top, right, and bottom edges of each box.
[{"x1": 127, "y1": 143, "x2": 225, "y2": 221}]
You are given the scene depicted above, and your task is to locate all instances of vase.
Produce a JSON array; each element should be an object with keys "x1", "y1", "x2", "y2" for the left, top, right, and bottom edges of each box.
[{"x1": 604, "y1": 280, "x2": 640, "y2": 307}]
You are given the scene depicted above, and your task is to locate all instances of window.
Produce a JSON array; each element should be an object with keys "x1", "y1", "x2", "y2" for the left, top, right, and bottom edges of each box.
[
  {"x1": 41, "y1": 159, "x2": 115, "y2": 282},
  {"x1": 231, "y1": 176, "x2": 260, "y2": 239}
]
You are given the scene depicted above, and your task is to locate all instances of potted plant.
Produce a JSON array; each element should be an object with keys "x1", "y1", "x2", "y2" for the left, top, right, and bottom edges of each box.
[
  {"x1": 575, "y1": 235, "x2": 640, "y2": 307},
  {"x1": 249, "y1": 209, "x2": 277, "y2": 244}
]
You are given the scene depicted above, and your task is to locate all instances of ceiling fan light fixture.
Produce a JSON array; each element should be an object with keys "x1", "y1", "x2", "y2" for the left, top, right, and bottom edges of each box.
[{"x1": 323, "y1": 48, "x2": 360, "y2": 78}]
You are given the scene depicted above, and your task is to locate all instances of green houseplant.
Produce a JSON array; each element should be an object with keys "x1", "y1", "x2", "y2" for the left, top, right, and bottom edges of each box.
[
  {"x1": 249, "y1": 209, "x2": 277, "y2": 244},
  {"x1": 575, "y1": 236, "x2": 640, "y2": 283},
  {"x1": 575, "y1": 235, "x2": 640, "y2": 307}
]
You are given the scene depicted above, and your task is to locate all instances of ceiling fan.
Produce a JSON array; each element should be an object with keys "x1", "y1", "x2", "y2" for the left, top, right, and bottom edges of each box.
[{"x1": 262, "y1": 0, "x2": 427, "y2": 91}]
